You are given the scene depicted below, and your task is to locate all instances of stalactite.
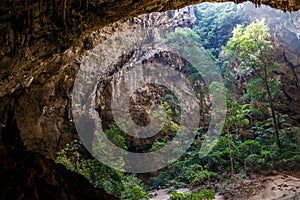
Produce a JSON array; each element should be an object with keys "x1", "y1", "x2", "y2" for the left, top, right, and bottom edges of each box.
[
  {"x1": 79, "y1": 0, "x2": 82, "y2": 9},
  {"x1": 85, "y1": 0, "x2": 89, "y2": 11},
  {"x1": 62, "y1": 0, "x2": 67, "y2": 26},
  {"x1": 66, "y1": 0, "x2": 71, "y2": 26}
]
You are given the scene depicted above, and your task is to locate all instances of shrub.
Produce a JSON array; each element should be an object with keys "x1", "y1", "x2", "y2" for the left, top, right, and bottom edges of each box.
[
  {"x1": 188, "y1": 165, "x2": 216, "y2": 187},
  {"x1": 244, "y1": 154, "x2": 259, "y2": 173},
  {"x1": 56, "y1": 140, "x2": 149, "y2": 200},
  {"x1": 169, "y1": 189, "x2": 215, "y2": 200},
  {"x1": 236, "y1": 140, "x2": 261, "y2": 158},
  {"x1": 130, "y1": 186, "x2": 150, "y2": 200}
]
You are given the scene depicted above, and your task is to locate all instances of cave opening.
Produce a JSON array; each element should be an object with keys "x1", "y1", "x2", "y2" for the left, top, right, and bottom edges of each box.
[
  {"x1": 67, "y1": 2, "x2": 300, "y2": 199},
  {"x1": 1, "y1": 1, "x2": 300, "y2": 200}
]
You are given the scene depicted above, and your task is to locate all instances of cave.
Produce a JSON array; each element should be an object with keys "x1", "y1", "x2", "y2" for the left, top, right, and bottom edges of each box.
[{"x1": 1, "y1": 0, "x2": 300, "y2": 199}]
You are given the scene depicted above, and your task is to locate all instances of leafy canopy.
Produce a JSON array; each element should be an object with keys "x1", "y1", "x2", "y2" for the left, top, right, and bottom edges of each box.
[{"x1": 225, "y1": 18, "x2": 272, "y2": 70}]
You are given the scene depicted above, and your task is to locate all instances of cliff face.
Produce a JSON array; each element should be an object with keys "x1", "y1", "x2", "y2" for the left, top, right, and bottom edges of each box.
[
  {"x1": 0, "y1": 5, "x2": 198, "y2": 158},
  {"x1": 274, "y1": 18, "x2": 300, "y2": 123},
  {"x1": 225, "y1": 3, "x2": 300, "y2": 124},
  {"x1": 212, "y1": 3, "x2": 300, "y2": 124}
]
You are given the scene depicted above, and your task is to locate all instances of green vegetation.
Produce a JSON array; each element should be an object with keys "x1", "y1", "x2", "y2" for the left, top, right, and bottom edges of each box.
[
  {"x1": 147, "y1": 121, "x2": 300, "y2": 187},
  {"x1": 193, "y1": 3, "x2": 243, "y2": 57},
  {"x1": 55, "y1": 140, "x2": 149, "y2": 200},
  {"x1": 146, "y1": 13, "x2": 300, "y2": 195},
  {"x1": 169, "y1": 189, "x2": 215, "y2": 200},
  {"x1": 224, "y1": 18, "x2": 282, "y2": 148},
  {"x1": 150, "y1": 101, "x2": 180, "y2": 151}
]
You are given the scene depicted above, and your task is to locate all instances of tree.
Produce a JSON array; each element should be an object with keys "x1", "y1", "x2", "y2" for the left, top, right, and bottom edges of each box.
[
  {"x1": 224, "y1": 19, "x2": 282, "y2": 148},
  {"x1": 193, "y1": 3, "x2": 242, "y2": 57},
  {"x1": 224, "y1": 99, "x2": 251, "y2": 176}
]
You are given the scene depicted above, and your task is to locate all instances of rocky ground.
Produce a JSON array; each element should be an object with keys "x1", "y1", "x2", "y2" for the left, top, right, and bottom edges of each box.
[{"x1": 150, "y1": 173, "x2": 300, "y2": 200}]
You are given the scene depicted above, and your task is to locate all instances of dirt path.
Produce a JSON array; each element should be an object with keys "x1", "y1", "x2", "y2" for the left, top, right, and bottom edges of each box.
[
  {"x1": 149, "y1": 173, "x2": 300, "y2": 200},
  {"x1": 220, "y1": 174, "x2": 300, "y2": 200},
  {"x1": 251, "y1": 174, "x2": 300, "y2": 200}
]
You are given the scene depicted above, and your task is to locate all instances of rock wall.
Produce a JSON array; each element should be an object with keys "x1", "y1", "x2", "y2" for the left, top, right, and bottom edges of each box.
[
  {"x1": 0, "y1": 6, "x2": 198, "y2": 158},
  {"x1": 274, "y1": 13, "x2": 300, "y2": 123},
  {"x1": 0, "y1": 143, "x2": 117, "y2": 200},
  {"x1": 227, "y1": 3, "x2": 300, "y2": 124}
]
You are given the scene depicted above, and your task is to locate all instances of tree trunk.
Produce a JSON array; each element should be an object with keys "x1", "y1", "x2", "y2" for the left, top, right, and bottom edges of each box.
[
  {"x1": 226, "y1": 125, "x2": 235, "y2": 176},
  {"x1": 264, "y1": 78, "x2": 281, "y2": 148}
]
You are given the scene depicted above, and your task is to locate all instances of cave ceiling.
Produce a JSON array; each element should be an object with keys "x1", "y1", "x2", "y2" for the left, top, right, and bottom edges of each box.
[{"x1": 0, "y1": 0, "x2": 299, "y2": 71}]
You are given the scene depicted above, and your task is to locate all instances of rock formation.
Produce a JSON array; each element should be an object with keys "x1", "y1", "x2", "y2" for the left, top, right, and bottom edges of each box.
[{"x1": 0, "y1": 143, "x2": 117, "y2": 200}]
